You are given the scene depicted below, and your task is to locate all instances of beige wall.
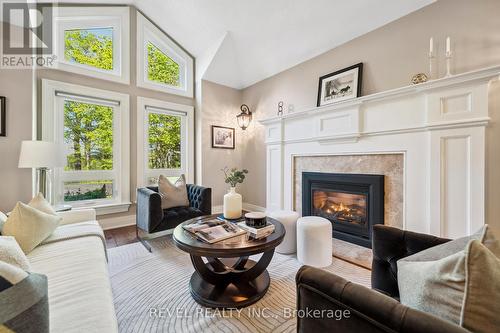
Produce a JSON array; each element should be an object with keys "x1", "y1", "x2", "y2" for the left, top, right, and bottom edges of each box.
[
  {"x1": 239, "y1": 0, "x2": 500, "y2": 213},
  {"x1": 0, "y1": 67, "x2": 33, "y2": 211},
  {"x1": 200, "y1": 80, "x2": 244, "y2": 205}
]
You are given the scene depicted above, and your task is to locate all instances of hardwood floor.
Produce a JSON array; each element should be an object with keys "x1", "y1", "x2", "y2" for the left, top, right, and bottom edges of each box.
[{"x1": 104, "y1": 225, "x2": 139, "y2": 249}]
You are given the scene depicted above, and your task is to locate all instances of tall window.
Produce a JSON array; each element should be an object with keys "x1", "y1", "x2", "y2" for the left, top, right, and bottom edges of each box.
[
  {"x1": 52, "y1": 7, "x2": 130, "y2": 83},
  {"x1": 136, "y1": 13, "x2": 193, "y2": 97},
  {"x1": 137, "y1": 97, "x2": 194, "y2": 187},
  {"x1": 42, "y1": 80, "x2": 130, "y2": 215}
]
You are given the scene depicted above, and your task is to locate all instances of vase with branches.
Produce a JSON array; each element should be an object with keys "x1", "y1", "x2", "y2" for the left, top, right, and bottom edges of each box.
[{"x1": 221, "y1": 167, "x2": 249, "y2": 219}]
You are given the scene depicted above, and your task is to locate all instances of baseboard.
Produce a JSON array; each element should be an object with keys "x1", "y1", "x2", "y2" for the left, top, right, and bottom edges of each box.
[{"x1": 99, "y1": 214, "x2": 136, "y2": 230}]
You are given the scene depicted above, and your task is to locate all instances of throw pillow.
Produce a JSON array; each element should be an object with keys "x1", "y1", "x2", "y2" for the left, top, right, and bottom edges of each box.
[
  {"x1": 397, "y1": 225, "x2": 500, "y2": 326},
  {"x1": 0, "y1": 261, "x2": 49, "y2": 333},
  {"x1": 0, "y1": 236, "x2": 31, "y2": 271},
  {"x1": 158, "y1": 174, "x2": 189, "y2": 209},
  {"x1": 2, "y1": 202, "x2": 61, "y2": 254},
  {"x1": 28, "y1": 192, "x2": 57, "y2": 216},
  {"x1": 462, "y1": 240, "x2": 500, "y2": 333},
  {"x1": 0, "y1": 211, "x2": 7, "y2": 234}
]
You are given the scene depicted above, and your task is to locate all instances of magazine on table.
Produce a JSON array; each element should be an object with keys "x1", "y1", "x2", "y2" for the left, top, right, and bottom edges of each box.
[{"x1": 183, "y1": 218, "x2": 246, "y2": 243}]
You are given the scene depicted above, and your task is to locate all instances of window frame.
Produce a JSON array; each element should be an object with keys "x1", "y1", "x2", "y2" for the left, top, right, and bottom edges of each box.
[
  {"x1": 51, "y1": 6, "x2": 130, "y2": 84},
  {"x1": 136, "y1": 13, "x2": 194, "y2": 98},
  {"x1": 136, "y1": 97, "x2": 194, "y2": 188},
  {"x1": 42, "y1": 79, "x2": 131, "y2": 215}
]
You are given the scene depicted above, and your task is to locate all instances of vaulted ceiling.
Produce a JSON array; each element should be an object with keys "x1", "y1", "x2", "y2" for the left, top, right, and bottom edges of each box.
[{"x1": 42, "y1": 0, "x2": 436, "y2": 89}]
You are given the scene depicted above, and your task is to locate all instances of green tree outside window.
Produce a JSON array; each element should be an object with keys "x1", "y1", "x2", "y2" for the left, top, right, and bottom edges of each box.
[
  {"x1": 147, "y1": 42, "x2": 180, "y2": 87},
  {"x1": 148, "y1": 113, "x2": 181, "y2": 169},
  {"x1": 64, "y1": 28, "x2": 113, "y2": 70}
]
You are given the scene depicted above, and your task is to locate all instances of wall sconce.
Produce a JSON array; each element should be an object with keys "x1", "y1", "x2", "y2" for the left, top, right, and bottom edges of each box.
[{"x1": 237, "y1": 104, "x2": 252, "y2": 130}]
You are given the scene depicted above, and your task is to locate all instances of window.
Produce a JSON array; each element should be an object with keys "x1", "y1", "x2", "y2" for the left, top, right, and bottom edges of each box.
[
  {"x1": 42, "y1": 79, "x2": 130, "y2": 215},
  {"x1": 52, "y1": 7, "x2": 130, "y2": 83},
  {"x1": 137, "y1": 97, "x2": 194, "y2": 187},
  {"x1": 137, "y1": 13, "x2": 193, "y2": 97}
]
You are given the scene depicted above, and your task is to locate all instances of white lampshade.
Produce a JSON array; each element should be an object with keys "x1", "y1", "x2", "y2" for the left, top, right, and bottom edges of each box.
[{"x1": 18, "y1": 140, "x2": 63, "y2": 168}]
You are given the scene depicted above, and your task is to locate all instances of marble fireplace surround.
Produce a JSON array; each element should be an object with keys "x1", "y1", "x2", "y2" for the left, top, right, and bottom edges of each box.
[
  {"x1": 261, "y1": 66, "x2": 500, "y2": 239},
  {"x1": 293, "y1": 154, "x2": 404, "y2": 229}
]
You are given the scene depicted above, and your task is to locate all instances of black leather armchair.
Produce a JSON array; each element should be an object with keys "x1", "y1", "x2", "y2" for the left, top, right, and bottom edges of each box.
[
  {"x1": 136, "y1": 184, "x2": 211, "y2": 251},
  {"x1": 296, "y1": 225, "x2": 469, "y2": 333}
]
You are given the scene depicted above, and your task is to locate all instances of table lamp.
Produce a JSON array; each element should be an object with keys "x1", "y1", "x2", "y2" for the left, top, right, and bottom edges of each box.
[{"x1": 18, "y1": 140, "x2": 63, "y2": 202}]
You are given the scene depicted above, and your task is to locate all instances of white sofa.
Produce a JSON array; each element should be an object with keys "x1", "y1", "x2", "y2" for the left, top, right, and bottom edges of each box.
[{"x1": 27, "y1": 209, "x2": 118, "y2": 333}]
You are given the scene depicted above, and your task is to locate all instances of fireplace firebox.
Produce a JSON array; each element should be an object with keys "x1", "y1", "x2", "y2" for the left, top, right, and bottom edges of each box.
[{"x1": 302, "y1": 172, "x2": 384, "y2": 248}]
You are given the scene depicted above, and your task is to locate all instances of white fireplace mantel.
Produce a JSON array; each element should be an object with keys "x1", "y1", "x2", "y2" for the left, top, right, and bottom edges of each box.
[{"x1": 260, "y1": 65, "x2": 500, "y2": 238}]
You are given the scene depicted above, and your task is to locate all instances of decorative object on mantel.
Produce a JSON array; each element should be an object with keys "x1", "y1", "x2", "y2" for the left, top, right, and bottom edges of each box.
[
  {"x1": 0, "y1": 96, "x2": 5, "y2": 137},
  {"x1": 445, "y1": 36, "x2": 453, "y2": 77},
  {"x1": 236, "y1": 104, "x2": 252, "y2": 130},
  {"x1": 428, "y1": 37, "x2": 435, "y2": 80},
  {"x1": 221, "y1": 167, "x2": 248, "y2": 219},
  {"x1": 411, "y1": 73, "x2": 428, "y2": 85},
  {"x1": 317, "y1": 63, "x2": 363, "y2": 107},
  {"x1": 277, "y1": 101, "x2": 284, "y2": 116},
  {"x1": 211, "y1": 125, "x2": 235, "y2": 149}
]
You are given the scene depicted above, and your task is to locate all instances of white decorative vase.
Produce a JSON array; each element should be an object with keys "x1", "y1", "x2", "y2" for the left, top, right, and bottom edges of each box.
[{"x1": 223, "y1": 187, "x2": 242, "y2": 219}]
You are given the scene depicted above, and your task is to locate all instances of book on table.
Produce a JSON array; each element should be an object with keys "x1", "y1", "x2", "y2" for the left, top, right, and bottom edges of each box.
[
  {"x1": 237, "y1": 222, "x2": 275, "y2": 240},
  {"x1": 183, "y1": 218, "x2": 246, "y2": 244}
]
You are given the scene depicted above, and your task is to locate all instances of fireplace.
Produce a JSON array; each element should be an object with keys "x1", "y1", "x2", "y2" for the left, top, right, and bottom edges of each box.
[{"x1": 302, "y1": 172, "x2": 384, "y2": 248}]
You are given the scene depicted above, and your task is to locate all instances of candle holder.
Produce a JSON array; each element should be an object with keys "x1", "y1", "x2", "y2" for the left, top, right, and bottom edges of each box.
[
  {"x1": 445, "y1": 51, "x2": 453, "y2": 77},
  {"x1": 428, "y1": 51, "x2": 435, "y2": 80}
]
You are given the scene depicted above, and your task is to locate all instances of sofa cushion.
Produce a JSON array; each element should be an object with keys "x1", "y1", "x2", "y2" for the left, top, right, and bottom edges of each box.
[
  {"x1": 0, "y1": 261, "x2": 49, "y2": 333},
  {"x1": 397, "y1": 225, "x2": 499, "y2": 326},
  {"x1": 0, "y1": 211, "x2": 7, "y2": 234},
  {"x1": 0, "y1": 236, "x2": 32, "y2": 271},
  {"x1": 28, "y1": 235, "x2": 117, "y2": 333},
  {"x1": 3, "y1": 202, "x2": 61, "y2": 254},
  {"x1": 28, "y1": 193, "x2": 57, "y2": 216},
  {"x1": 462, "y1": 240, "x2": 500, "y2": 333},
  {"x1": 153, "y1": 206, "x2": 204, "y2": 232},
  {"x1": 158, "y1": 174, "x2": 189, "y2": 209}
]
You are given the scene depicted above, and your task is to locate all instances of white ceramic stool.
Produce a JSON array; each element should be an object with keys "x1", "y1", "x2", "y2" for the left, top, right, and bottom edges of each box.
[
  {"x1": 297, "y1": 216, "x2": 332, "y2": 267},
  {"x1": 269, "y1": 210, "x2": 300, "y2": 254}
]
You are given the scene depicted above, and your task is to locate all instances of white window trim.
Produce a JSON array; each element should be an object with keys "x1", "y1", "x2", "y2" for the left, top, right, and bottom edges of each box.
[
  {"x1": 136, "y1": 13, "x2": 194, "y2": 98},
  {"x1": 136, "y1": 97, "x2": 194, "y2": 190},
  {"x1": 41, "y1": 79, "x2": 131, "y2": 215},
  {"x1": 50, "y1": 6, "x2": 130, "y2": 84}
]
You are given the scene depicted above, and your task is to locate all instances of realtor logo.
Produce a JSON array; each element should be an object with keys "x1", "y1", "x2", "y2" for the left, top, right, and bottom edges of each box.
[{"x1": 1, "y1": 1, "x2": 55, "y2": 68}]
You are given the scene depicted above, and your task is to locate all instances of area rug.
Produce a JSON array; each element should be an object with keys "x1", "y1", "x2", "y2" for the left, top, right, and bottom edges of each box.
[{"x1": 108, "y1": 236, "x2": 371, "y2": 333}]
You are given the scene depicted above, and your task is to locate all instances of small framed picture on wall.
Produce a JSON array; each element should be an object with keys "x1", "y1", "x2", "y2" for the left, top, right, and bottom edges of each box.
[
  {"x1": 0, "y1": 96, "x2": 5, "y2": 137},
  {"x1": 211, "y1": 125, "x2": 235, "y2": 149}
]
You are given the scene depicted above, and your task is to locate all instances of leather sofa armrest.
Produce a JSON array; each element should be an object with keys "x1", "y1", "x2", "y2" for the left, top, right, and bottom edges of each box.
[
  {"x1": 371, "y1": 225, "x2": 450, "y2": 297},
  {"x1": 136, "y1": 188, "x2": 163, "y2": 233},
  {"x1": 58, "y1": 208, "x2": 96, "y2": 225},
  {"x1": 187, "y1": 184, "x2": 212, "y2": 215},
  {"x1": 296, "y1": 266, "x2": 468, "y2": 333}
]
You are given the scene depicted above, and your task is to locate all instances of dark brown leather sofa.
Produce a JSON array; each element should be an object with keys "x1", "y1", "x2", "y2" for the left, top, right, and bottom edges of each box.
[{"x1": 295, "y1": 225, "x2": 469, "y2": 333}]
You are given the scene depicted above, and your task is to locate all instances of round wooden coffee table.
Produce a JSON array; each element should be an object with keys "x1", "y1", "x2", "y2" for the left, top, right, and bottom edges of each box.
[{"x1": 173, "y1": 215, "x2": 285, "y2": 309}]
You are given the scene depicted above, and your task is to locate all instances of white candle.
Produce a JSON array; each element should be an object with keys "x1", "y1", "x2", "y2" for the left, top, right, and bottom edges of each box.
[
  {"x1": 429, "y1": 37, "x2": 434, "y2": 54},
  {"x1": 446, "y1": 37, "x2": 451, "y2": 54}
]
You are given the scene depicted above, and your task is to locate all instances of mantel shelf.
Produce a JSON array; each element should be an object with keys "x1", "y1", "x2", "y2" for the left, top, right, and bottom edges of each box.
[{"x1": 259, "y1": 65, "x2": 500, "y2": 125}]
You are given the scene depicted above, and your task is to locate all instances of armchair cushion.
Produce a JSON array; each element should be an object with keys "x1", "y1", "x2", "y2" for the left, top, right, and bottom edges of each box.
[
  {"x1": 371, "y1": 225, "x2": 449, "y2": 298},
  {"x1": 158, "y1": 175, "x2": 189, "y2": 209}
]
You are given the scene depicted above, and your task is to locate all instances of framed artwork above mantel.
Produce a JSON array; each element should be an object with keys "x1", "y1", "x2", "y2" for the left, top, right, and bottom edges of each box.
[
  {"x1": 317, "y1": 63, "x2": 363, "y2": 107},
  {"x1": 0, "y1": 96, "x2": 5, "y2": 137}
]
